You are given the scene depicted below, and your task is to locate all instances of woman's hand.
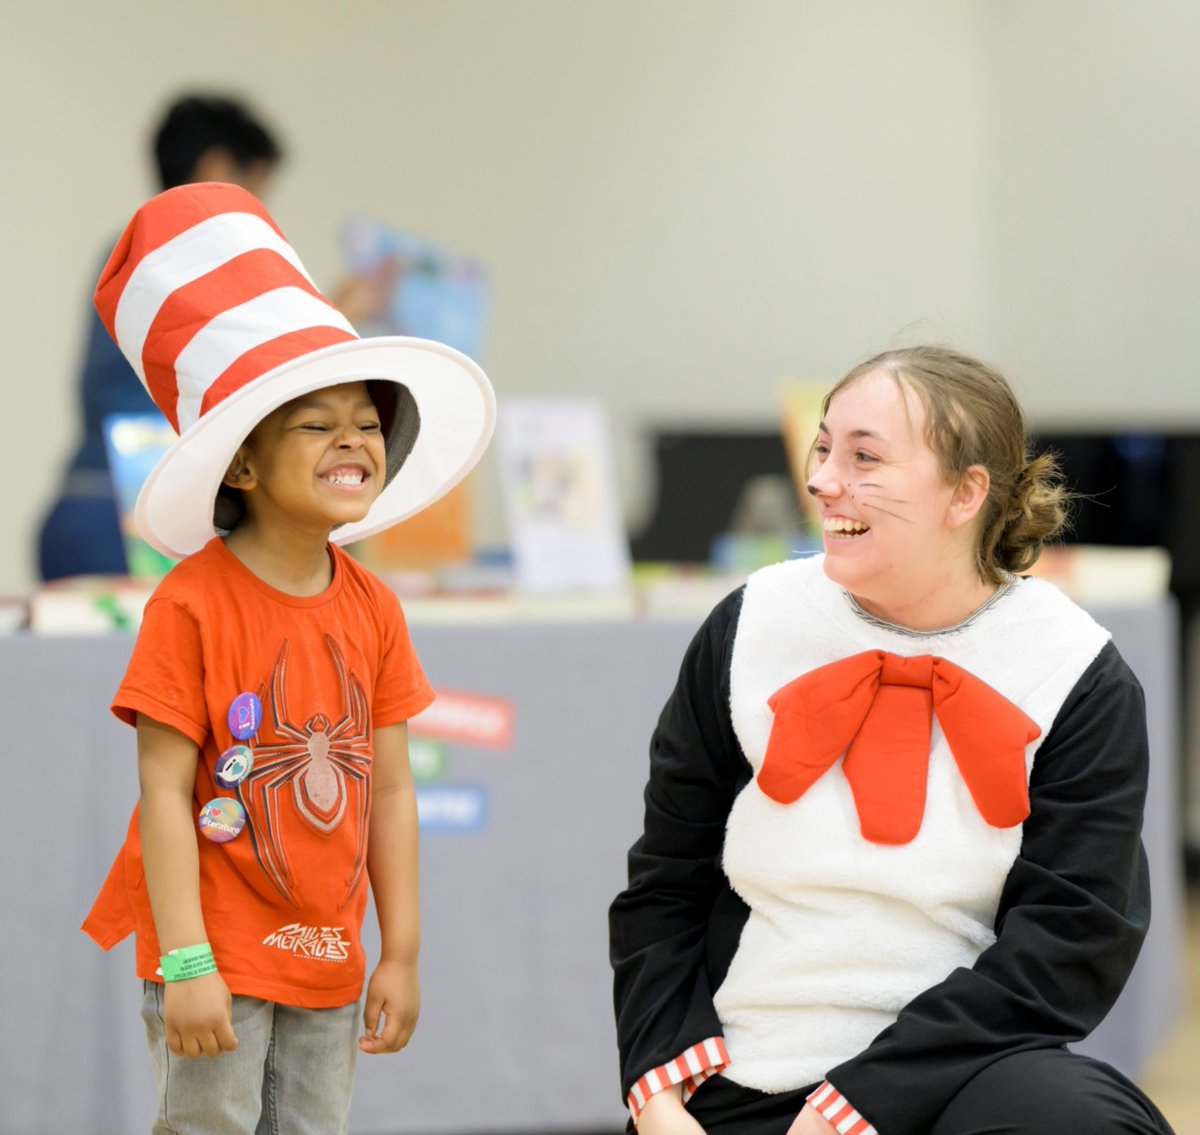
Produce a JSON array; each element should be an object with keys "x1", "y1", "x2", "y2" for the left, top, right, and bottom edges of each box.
[
  {"x1": 636, "y1": 1085, "x2": 707, "y2": 1135},
  {"x1": 786, "y1": 1104, "x2": 838, "y2": 1135}
]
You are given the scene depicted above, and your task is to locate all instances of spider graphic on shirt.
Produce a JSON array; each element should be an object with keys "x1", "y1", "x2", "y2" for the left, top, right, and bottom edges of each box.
[{"x1": 237, "y1": 634, "x2": 372, "y2": 909}]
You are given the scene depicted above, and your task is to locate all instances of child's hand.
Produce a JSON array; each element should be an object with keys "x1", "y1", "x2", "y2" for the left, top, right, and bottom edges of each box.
[
  {"x1": 162, "y1": 971, "x2": 238, "y2": 1059},
  {"x1": 359, "y1": 958, "x2": 420, "y2": 1054}
]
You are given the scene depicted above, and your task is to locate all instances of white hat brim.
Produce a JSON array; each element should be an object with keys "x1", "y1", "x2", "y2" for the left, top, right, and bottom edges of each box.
[{"x1": 134, "y1": 336, "x2": 496, "y2": 560}]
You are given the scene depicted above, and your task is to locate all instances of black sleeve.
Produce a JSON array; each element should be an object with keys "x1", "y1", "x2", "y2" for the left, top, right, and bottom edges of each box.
[
  {"x1": 609, "y1": 588, "x2": 751, "y2": 1101},
  {"x1": 826, "y1": 640, "x2": 1152, "y2": 1135}
]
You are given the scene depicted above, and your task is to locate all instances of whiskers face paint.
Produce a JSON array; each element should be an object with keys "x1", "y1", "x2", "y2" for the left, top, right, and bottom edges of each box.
[{"x1": 852, "y1": 482, "x2": 917, "y2": 524}]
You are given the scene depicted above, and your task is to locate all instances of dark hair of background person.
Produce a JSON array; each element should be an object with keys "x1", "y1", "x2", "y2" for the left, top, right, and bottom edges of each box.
[{"x1": 153, "y1": 95, "x2": 283, "y2": 190}]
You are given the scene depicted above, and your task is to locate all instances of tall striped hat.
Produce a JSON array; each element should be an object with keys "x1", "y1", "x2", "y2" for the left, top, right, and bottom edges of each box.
[{"x1": 94, "y1": 181, "x2": 495, "y2": 560}]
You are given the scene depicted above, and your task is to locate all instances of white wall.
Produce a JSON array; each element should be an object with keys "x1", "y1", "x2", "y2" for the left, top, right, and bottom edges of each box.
[
  {"x1": 3, "y1": 1, "x2": 1196, "y2": 594},
  {"x1": 978, "y1": 0, "x2": 1200, "y2": 425}
]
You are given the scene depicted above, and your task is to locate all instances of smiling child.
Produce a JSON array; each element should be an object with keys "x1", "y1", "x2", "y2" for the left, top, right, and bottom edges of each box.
[{"x1": 82, "y1": 183, "x2": 494, "y2": 1135}]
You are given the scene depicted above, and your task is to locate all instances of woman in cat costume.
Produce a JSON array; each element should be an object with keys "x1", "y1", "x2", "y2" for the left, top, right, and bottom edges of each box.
[{"x1": 610, "y1": 346, "x2": 1174, "y2": 1135}]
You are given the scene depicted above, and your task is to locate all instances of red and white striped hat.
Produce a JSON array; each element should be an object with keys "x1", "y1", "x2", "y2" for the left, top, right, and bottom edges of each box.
[{"x1": 94, "y1": 181, "x2": 495, "y2": 560}]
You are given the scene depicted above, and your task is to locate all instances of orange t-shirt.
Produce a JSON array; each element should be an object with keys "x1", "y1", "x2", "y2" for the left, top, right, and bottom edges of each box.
[{"x1": 82, "y1": 538, "x2": 434, "y2": 1008}]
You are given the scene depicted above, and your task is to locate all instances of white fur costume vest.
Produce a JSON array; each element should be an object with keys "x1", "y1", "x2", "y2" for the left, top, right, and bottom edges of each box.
[{"x1": 713, "y1": 556, "x2": 1110, "y2": 1092}]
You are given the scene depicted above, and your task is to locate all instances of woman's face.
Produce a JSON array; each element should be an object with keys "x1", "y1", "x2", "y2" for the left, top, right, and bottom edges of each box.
[{"x1": 808, "y1": 369, "x2": 982, "y2": 608}]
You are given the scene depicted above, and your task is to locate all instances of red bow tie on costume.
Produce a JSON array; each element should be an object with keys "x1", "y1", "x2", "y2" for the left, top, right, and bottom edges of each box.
[{"x1": 758, "y1": 651, "x2": 1041, "y2": 845}]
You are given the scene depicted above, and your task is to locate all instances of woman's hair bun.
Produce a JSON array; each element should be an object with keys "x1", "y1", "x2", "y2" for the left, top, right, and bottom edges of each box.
[{"x1": 995, "y1": 451, "x2": 1069, "y2": 575}]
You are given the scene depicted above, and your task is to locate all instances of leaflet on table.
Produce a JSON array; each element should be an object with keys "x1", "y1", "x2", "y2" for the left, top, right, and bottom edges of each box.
[
  {"x1": 340, "y1": 217, "x2": 488, "y2": 362},
  {"x1": 496, "y1": 399, "x2": 633, "y2": 596}
]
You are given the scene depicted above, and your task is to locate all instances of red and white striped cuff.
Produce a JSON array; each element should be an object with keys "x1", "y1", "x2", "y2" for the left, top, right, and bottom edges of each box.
[
  {"x1": 806, "y1": 1081, "x2": 878, "y2": 1135},
  {"x1": 627, "y1": 1036, "x2": 731, "y2": 1123}
]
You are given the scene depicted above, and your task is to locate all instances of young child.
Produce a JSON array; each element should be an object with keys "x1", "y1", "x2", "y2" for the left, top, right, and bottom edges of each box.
[{"x1": 82, "y1": 183, "x2": 495, "y2": 1134}]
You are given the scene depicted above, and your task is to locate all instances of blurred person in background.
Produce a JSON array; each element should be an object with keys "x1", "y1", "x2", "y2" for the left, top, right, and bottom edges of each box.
[
  {"x1": 38, "y1": 94, "x2": 283, "y2": 581},
  {"x1": 38, "y1": 93, "x2": 387, "y2": 580}
]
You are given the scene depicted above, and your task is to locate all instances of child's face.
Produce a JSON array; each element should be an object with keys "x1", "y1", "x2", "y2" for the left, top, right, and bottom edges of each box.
[{"x1": 227, "y1": 381, "x2": 388, "y2": 535}]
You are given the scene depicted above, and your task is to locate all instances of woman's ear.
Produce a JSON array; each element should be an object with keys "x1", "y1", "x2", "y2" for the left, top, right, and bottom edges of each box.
[
  {"x1": 948, "y1": 464, "x2": 990, "y2": 529},
  {"x1": 223, "y1": 446, "x2": 256, "y2": 491}
]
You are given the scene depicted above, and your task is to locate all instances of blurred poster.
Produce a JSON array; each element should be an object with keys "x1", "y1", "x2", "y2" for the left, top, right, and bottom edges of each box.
[
  {"x1": 352, "y1": 478, "x2": 474, "y2": 572},
  {"x1": 340, "y1": 217, "x2": 488, "y2": 362},
  {"x1": 496, "y1": 399, "x2": 632, "y2": 595},
  {"x1": 778, "y1": 379, "x2": 829, "y2": 535},
  {"x1": 103, "y1": 413, "x2": 176, "y2": 579}
]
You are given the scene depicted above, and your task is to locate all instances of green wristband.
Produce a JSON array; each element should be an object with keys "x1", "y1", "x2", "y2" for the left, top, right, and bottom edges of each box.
[{"x1": 158, "y1": 943, "x2": 218, "y2": 983}]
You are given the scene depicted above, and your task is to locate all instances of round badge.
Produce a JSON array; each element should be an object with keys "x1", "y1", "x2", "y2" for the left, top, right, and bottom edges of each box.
[
  {"x1": 228, "y1": 692, "x2": 262, "y2": 741},
  {"x1": 198, "y1": 798, "x2": 247, "y2": 843},
  {"x1": 214, "y1": 744, "x2": 254, "y2": 789}
]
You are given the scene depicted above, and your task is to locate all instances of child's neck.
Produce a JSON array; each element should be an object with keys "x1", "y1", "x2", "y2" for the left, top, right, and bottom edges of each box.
[{"x1": 222, "y1": 524, "x2": 334, "y2": 597}]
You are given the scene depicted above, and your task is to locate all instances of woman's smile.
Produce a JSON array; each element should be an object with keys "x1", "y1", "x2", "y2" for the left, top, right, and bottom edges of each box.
[{"x1": 822, "y1": 515, "x2": 871, "y2": 537}]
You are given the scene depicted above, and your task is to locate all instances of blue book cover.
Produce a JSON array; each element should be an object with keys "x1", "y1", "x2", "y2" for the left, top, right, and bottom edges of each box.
[
  {"x1": 340, "y1": 217, "x2": 488, "y2": 362},
  {"x1": 103, "y1": 412, "x2": 176, "y2": 578}
]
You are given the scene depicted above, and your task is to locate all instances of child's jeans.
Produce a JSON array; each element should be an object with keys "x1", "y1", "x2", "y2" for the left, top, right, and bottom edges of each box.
[{"x1": 141, "y1": 981, "x2": 359, "y2": 1135}]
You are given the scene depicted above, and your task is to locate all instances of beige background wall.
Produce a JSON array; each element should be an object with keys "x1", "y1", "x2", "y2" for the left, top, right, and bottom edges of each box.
[{"x1": 4, "y1": 0, "x2": 1198, "y2": 595}]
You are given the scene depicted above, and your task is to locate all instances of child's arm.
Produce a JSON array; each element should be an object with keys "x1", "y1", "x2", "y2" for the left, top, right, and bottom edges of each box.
[
  {"x1": 360, "y1": 721, "x2": 420, "y2": 1054},
  {"x1": 138, "y1": 713, "x2": 238, "y2": 1059}
]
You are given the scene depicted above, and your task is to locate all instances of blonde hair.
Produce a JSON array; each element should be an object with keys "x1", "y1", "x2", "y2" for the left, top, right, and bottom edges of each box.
[{"x1": 823, "y1": 345, "x2": 1068, "y2": 584}]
